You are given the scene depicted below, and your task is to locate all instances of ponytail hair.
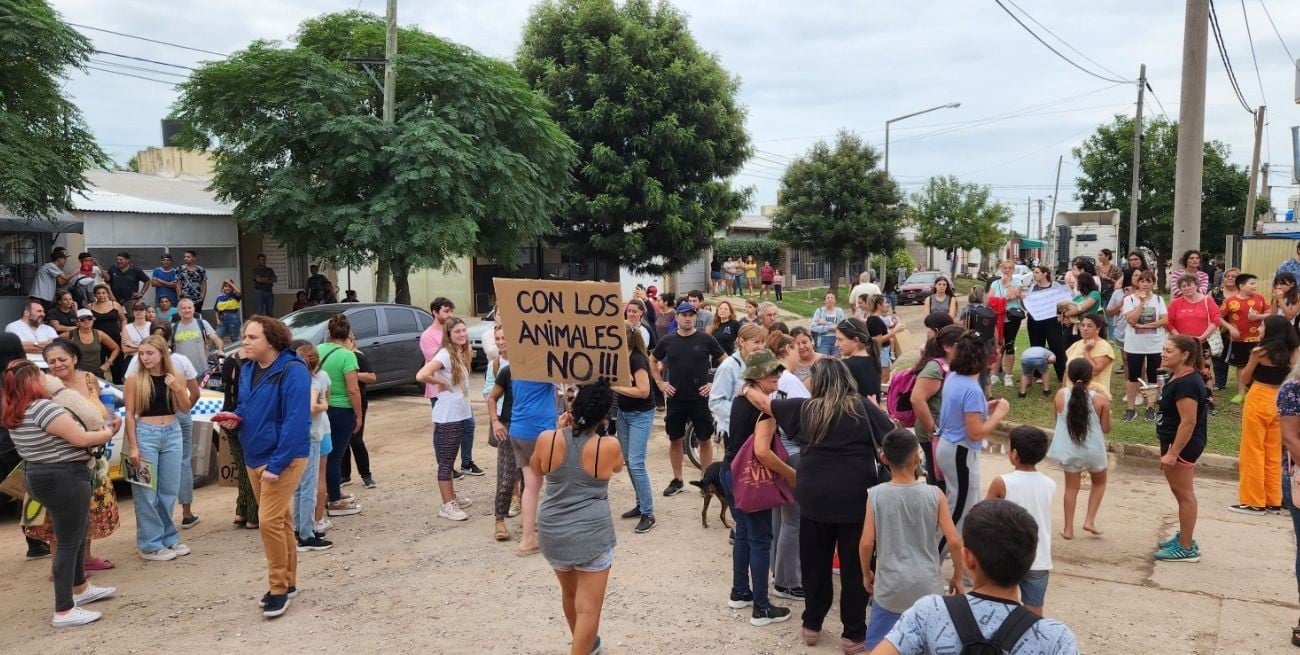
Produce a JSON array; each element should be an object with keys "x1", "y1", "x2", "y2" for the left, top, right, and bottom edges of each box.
[{"x1": 1065, "y1": 358, "x2": 1094, "y2": 445}]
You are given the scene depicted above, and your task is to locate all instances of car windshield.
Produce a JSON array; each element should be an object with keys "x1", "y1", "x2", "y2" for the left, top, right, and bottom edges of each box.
[
  {"x1": 904, "y1": 273, "x2": 937, "y2": 285},
  {"x1": 280, "y1": 309, "x2": 337, "y2": 341}
]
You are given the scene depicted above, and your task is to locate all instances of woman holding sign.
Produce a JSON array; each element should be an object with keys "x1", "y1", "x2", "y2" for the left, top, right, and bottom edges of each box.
[{"x1": 417, "y1": 317, "x2": 476, "y2": 522}]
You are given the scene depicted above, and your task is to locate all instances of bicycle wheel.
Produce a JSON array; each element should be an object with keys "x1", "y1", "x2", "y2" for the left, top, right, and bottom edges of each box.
[{"x1": 683, "y1": 422, "x2": 702, "y2": 470}]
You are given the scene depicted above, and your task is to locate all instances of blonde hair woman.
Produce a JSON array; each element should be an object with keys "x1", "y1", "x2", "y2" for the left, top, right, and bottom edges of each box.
[
  {"x1": 123, "y1": 334, "x2": 193, "y2": 561},
  {"x1": 417, "y1": 317, "x2": 476, "y2": 521}
]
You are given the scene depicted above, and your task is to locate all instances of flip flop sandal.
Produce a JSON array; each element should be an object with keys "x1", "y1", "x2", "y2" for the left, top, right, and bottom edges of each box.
[
  {"x1": 245, "y1": 523, "x2": 260, "y2": 530},
  {"x1": 515, "y1": 547, "x2": 540, "y2": 557},
  {"x1": 85, "y1": 557, "x2": 115, "y2": 571},
  {"x1": 494, "y1": 524, "x2": 511, "y2": 541}
]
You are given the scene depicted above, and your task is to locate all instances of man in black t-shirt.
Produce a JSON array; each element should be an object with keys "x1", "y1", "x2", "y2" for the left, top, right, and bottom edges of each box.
[{"x1": 651, "y1": 302, "x2": 725, "y2": 496}]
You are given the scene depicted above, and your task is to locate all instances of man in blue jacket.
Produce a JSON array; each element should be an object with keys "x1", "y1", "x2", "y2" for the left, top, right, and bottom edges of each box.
[{"x1": 216, "y1": 315, "x2": 311, "y2": 618}]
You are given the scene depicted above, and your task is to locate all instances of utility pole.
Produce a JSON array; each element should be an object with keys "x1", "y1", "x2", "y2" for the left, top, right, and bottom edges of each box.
[
  {"x1": 1036, "y1": 199, "x2": 1044, "y2": 244},
  {"x1": 375, "y1": 0, "x2": 398, "y2": 302},
  {"x1": 1245, "y1": 105, "x2": 1266, "y2": 234},
  {"x1": 1047, "y1": 155, "x2": 1062, "y2": 258},
  {"x1": 1128, "y1": 64, "x2": 1146, "y2": 254},
  {"x1": 1172, "y1": 0, "x2": 1210, "y2": 260}
]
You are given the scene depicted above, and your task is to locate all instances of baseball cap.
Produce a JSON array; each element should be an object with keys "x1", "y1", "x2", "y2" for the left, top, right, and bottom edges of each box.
[
  {"x1": 76, "y1": 308, "x2": 93, "y2": 320},
  {"x1": 741, "y1": 349, "x2": 783, "y2": 381},
  {"x1": 675, "y1": 302, "x2": 696, "y2": 314},
  {"x1": 647, "y1": 285, "x2": 658, "y2": 298}
]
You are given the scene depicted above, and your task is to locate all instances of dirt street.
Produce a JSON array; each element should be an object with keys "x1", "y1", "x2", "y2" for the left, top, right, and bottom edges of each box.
[{"x1": 1, "y1": 372, "x2": 1297, "y2": 654}]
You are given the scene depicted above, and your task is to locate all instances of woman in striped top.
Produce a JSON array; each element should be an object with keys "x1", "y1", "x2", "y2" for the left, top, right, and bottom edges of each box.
[{"x1": 3, "y1": 359, "x2": 118, "y2": 628}]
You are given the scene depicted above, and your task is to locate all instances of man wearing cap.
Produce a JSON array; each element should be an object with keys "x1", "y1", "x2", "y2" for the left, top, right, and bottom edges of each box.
[
  {"x1": 30, "y1": 248, "x2": 71, "y2": 312},
  {"x1": 151, "y1": 253, "x2": 180, "y2": 309},
  {"x1": 650, "y1": 300, "x2": 725, "y2": 496}
]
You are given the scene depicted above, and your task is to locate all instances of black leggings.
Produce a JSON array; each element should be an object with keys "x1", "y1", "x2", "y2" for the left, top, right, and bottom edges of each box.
[
  {"x1": 24, "y1": 462, "x2": 91, "y2": 612},
  {"x1": 800, "y1": 517, "x2": 868, "y2": 642},
  {"x1": 1026, "y1": 318, "x2": 1068, "y2": 381},
  {"x1": 1001, "y1": 316, "x2": 1024, "y2": 355},
  {"x1": 340, "y1": 400, "x2": 371, "y2": 479}
]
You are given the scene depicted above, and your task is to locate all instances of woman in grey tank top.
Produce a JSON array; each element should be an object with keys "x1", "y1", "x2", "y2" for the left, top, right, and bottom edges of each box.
[{"x1": 534, "y1": 381, "x2": 623, "y2": 655}]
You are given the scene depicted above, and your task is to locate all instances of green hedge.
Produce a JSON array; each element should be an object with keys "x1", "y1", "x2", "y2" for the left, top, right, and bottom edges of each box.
[{"x1": 712, "y1": 237, "x2": 782, "y2": 263}]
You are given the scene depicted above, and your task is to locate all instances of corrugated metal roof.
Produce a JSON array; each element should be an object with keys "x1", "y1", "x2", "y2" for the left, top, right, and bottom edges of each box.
[
  {"x1": 729, "y1": 214, "x2": 772, "y2": 231},
  {"x1": 74, "y1": 171, "x2": 233, "y2": 215}
]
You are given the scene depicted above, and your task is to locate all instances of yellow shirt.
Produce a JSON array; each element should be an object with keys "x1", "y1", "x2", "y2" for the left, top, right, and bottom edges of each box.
[
  {"x1": 1066, "y1": 338, "x2": 1115, "y2": 399},
  {"x1": 745, "y1": 262, "x2": 758, "y2": 279}
]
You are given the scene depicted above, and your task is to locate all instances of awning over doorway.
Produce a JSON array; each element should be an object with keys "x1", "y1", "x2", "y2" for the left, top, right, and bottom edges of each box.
[
  {"x1": 0, "y1": 217, "x2": 83, "y2": 234},
  {"x1": 1019, "y1": 238, "x2": 1045, "y2": 248}
]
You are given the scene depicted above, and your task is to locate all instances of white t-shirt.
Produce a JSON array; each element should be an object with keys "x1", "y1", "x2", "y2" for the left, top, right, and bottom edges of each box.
[
  {"x1": 431, "y1": 348, "x2": 472, "y2": 423},
  {"x1": 776, "y1": 370, "x2": 810, "y2": 400},
  {"x1": 1121, "y1": 293, "x2": 1167, "y2": 354},
  {"x1": 1106, "y1": 289, "x2": 1127, "y2": 342},
  {"x1": 5, "y1": 320, "x2": 58, "y2": 345},
  {"x1": 123, "y1": 321, "x2": 151, "y2": 349},
  {"x1": 125, "y1": 352, "x2": 198, "y2": 380},
  {"x1": 1000, "y1": 470, "x2": 1055, "y2": 571},
  {"x1": 310, "y1": 370, "x2": 331, "y2": 442}
]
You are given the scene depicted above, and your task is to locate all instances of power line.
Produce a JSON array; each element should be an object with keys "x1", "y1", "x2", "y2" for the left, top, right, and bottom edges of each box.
[
  {"x1": 991, "y1": 0, "x2": 1131, "y2": 84},
  {"x1": 89, "y1": 59, "x2": 189, "y2": 79},
  {"x1": 1208, "y1": 0, "x2": 1256, "y2": 113},
  {"x1": 1002, "y1": 0, "x2": 1127, "y2": 80},
  {"x1": 85, "y1": 65, "x2": 180, "y2": 86},
  {"x1": 93, "y1": 50, "x2": 197, "y2": 71},
  {"x1": 67, "y1": 23, "x2": 228, "y2": 58},
  {"x1": 1239, "y1": 0, "x2": 1268, "y2": 106},
  {"x1": 1145, "y1": 82, "x2": 1172, "y2": 123},
  {"x1": 891, "y1": 84, "x2": 1124, "y2": 145},
  {"x1": 1257, "y1": 0, "x2": 1298, "y2": 70}
]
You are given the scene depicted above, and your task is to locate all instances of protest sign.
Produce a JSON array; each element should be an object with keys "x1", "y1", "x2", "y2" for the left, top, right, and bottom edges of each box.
[
  {"x1": 1023, "y1": 285, "x2": 1075, "y2": 322},
  {"x1": 216, "y1": 428, "x2": 239, "y2": 488},
  {"x1": 494, "y1": 279, "x2": 632, "y2": 386}
]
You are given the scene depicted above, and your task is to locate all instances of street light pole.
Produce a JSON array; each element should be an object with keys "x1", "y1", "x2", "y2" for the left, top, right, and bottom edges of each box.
[{"x1": 883, "y1": 102, "x2": 960, "y2": 283}]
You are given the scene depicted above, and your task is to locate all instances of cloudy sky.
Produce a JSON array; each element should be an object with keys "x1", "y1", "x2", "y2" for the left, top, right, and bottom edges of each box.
[{"x1": 52, "y1": 0, "x2": 1300, "y2": 239}]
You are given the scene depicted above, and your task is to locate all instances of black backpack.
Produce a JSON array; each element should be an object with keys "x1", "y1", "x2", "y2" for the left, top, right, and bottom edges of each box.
[
  {"x1": 944, "y1": 595, "x2": 1041, "y2": 655},
  {"x1": 964, "y1": 303, "x2": 998, "y2": 349}
]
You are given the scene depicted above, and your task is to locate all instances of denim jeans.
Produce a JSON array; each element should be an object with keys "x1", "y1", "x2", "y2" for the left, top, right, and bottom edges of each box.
[
  {"x1": 460, "y1": 416, "x2": 476, "y2": 468},
  {"x1": 720, "y1": 465, "x2": 775, "y2": 609},
  {"x1": 615, "y1": 408, "x2": 655, "y2": 517},
  {"x1": 294, "y1": 438, "x2": 322, "y2": 538},
  {"x1": 178, "y1": 411, "x2": 194, "y2": 505},
  {"x1": 24, "y1": 462, "x2": 91, "y2": 612},
  {"x1": 253, "y1": 288, "x2": 275, "y2": 317},
  {"x1": 216, "y1": 312, "x2": 242, "y2": 342},
  {"x1": 134, "y1": 420, "x2": 183, "y2": 553},
  {"x1": 815, "y1": 334, "x2": 840, "y2": 357},
  {"x1": 325, "y1": 407, "x2": 356, "y2": 502}
]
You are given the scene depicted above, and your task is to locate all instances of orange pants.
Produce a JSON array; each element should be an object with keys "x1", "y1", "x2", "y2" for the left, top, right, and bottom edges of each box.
[
  {"x1": 248, "y1": 458, "x2": 307, "y2": 595},
  {"x1": 1239, "y1": 383, "x2": 1282, "y2": 508}
]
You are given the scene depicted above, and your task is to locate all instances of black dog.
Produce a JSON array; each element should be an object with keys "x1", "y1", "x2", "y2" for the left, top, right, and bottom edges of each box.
[{"x1": 688, "y1": 462, "x2": 730, "y2": 529}]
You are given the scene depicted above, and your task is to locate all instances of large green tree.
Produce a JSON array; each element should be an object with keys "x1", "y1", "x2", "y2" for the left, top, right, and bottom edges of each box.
[
  {"x1": 770, "y1": 131, "x2": 903, "y2": 294},
  {"x1": 172, "y1": 11, "x2": 575, "y2": 304},
  {"x1": 1073, "y1": 115, "x2": 1262, "y2": 261},
  {"x1": 0, "y1": 0, "x2": 107, "y2": 219},
  {"x1": 910, "y1": 175, "x2": 1010, "y2": 273},
  {"x1": 516, "y1": 0, "x2": 751, "y2": 275}
]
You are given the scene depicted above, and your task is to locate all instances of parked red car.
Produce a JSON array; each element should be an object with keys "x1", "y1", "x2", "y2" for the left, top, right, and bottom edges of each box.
[{"x1": 896, "y1": 271, "x2": 941, "y2": 305}]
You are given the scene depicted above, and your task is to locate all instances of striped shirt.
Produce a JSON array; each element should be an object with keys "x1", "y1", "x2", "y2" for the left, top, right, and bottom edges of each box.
[{"x1": 10, "y1": 399, "x2": 88, "y2": 464}]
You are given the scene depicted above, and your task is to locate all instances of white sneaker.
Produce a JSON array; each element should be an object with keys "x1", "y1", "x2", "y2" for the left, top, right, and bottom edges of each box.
[
  {"x1": 169, "y1": 543, "x2": 191, "y2": 557},
  {"x1": 1003, "y1": 374, "x2": 1014, "y2": 386},
  {"x1": 438, "y1": 501, "x2": 468, "y2": 521},
  {"x1": 139, "y1": 548, "x2": 177, "y2": 561},
  {"x1": 314, "y1": 519, "x2": 333, "y2": 534},
  {"x1": 52, "y1": 606, "x2": 101, "y2": 628},
  {"x1": 454, "y1": 494, "x2": 473, "y2": 509},
  {"x1": 73, "y1": 584, "x2": 116, "y2": 606}
]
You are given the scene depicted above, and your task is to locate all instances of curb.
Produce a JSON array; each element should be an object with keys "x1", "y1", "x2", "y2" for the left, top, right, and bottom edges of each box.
[{"x1": 993, "y1": 420, "x2": 1239, "y2": 474}]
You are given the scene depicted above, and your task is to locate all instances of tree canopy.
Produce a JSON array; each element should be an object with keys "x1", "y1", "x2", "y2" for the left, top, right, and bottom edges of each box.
[
  {"x1": 172, "y1": 11, "x2": 576, "y2": 303},
  {"x1": 516, "y1": 0, "x2": 751, "y2": 275},
  {"x1": 769, "y1": 131, "x2": 902, "y2": 293},
  {"x1": 0, "y1": 0, "x2": 107, "y2": 219},
  {"x1": 909, "y1": 175, "x2": 1010, "y2": 272},
  {"x1": 1073, "y1": 115, "x2": 1261, "y2": 258}
]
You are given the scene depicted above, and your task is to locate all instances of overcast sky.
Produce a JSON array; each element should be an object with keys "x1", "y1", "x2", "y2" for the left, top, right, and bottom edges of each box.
[{"x1": 52, "y1": 0, "x2": 1300, "y2": 239}]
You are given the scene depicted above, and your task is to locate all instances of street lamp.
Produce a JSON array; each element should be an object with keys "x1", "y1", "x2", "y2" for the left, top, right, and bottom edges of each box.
[{"x1": 882, "y1": 102, "x2": 960, "y2": 280}]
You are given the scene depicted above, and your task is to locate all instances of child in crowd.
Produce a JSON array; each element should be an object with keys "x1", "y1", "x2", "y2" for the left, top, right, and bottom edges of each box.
[
  {"x1": 861, "y1": 430, "x2": 963, "y2": 650},
  {"x1": 1222, "y1": 273, "x2": 1269, "y2": 403},
  {"x1": 1018, "y1": 345, "x2": 1055, "y2": 398},
  {"x1": 157, "y1": 296, "x2": 177, "y2": 322},
  {"x1": 292, "y1": 341, "x2": 332, "y2": 551},
  {"x1": 773, "y1": 269, "x2": 784, "y2": 302},
  {"x1": 876, "y1": 500, "x2": 1079, "y2": 654},
  {"x1": 1048, "y1": 359, "x2": 1110, "y2": 540},
  {"x1": 213, "y1": 279, "x2": 243, "y2": 342},
  {"x1": 985, "y1": 426, "x2": 1056, "y2": 616}
]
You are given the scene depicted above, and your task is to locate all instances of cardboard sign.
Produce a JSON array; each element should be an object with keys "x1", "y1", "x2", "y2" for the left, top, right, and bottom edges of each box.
[
  {"x1": 216, "y1": 428, "x2": 239, "y2": 488},
  {"x1": 1023, "y1": 285, "x2": 1075, "y2": 322},
  {"x1": 494, "y1": 279, "x2": 632, "y2": 386}
]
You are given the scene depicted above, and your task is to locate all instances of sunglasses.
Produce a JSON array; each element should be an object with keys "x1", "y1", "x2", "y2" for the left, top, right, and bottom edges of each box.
[{"x1": 78, "y1": 317, "x2": 94, "y2": 322}]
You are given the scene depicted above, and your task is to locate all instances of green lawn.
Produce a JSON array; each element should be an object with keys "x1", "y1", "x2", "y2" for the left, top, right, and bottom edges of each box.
[{"x1": 986, "y1": 328, "x2": 1243, "y2": 456}]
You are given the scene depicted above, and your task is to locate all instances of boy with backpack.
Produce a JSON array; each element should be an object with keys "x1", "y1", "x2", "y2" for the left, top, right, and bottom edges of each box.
[
  {"x1": 984, "y1": 426, "x2": 1056, "y2": 617},
  {"x1": 860, "y1": 429, "x2": 964, "y2": 650},
  {"x1": 873, "y1": 499, "x2": 1079, "y2": 654}
]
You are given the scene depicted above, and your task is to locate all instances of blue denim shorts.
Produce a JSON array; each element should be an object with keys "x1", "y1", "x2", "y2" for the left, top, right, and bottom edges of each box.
[
  {"x1": 1021, "y1": 357, "x2": 1048, "y2": 376},
  {"x1": 1019, "y1": 569, "x2": 1050, "y2": 607},
  {"x1": 547, "y1": 547, "x2": 615, "y2": 573}
]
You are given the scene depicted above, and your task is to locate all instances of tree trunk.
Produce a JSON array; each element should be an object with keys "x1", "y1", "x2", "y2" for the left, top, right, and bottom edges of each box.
[
  {"x1": 828, "y1": 256, "x2": 843, "y2": 296},
  {"x1": 375, "y1": 259, "x2": 391, "y2": 303},
  {"x1": 392, "y1": 256, "x2": 412, "y2": 306}
]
